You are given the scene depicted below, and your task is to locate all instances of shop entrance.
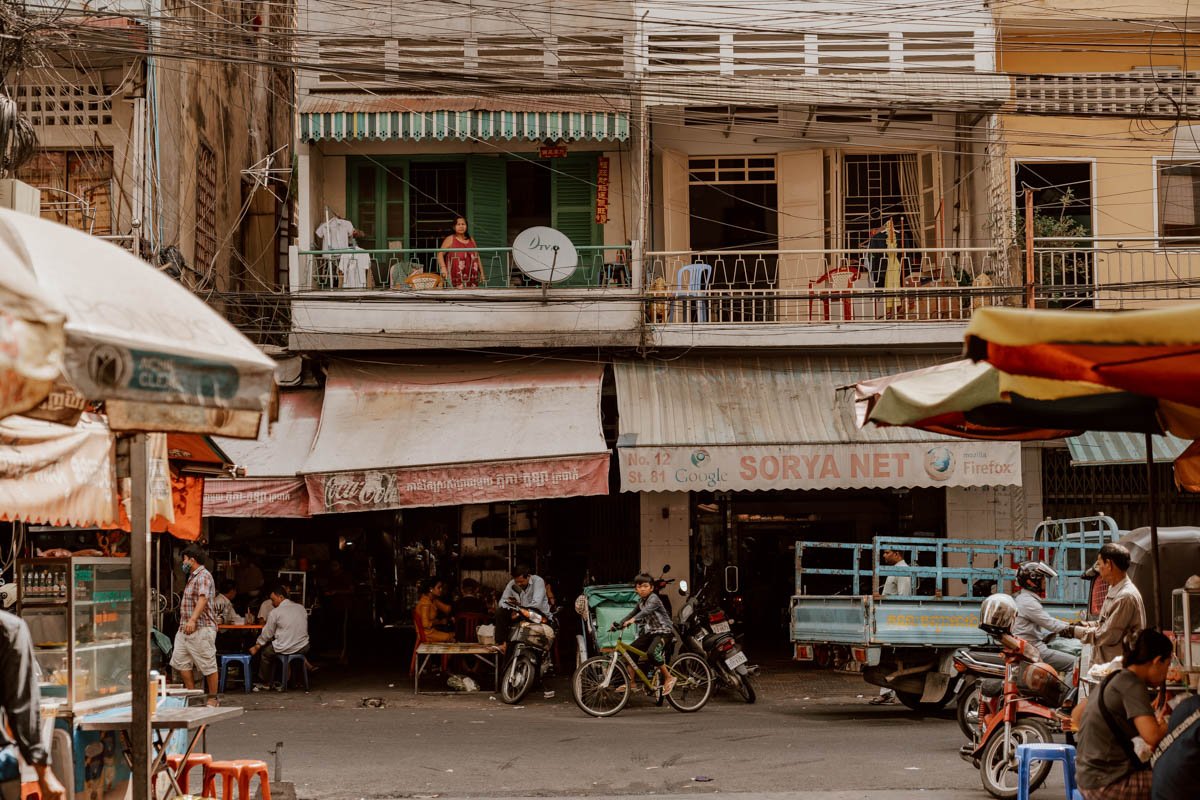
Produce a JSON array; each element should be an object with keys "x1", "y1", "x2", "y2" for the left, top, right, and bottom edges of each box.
[{"x1": 691, "y1": 488, "x2": 946, "y2": 654}]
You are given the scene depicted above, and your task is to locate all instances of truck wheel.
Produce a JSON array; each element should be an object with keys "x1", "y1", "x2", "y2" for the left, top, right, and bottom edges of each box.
[{"x1": 896, "y1": 689, "x2": 952, "y2": 711}]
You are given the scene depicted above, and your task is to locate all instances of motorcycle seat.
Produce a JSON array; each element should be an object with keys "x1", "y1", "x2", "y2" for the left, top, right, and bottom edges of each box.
[{"x1": 979, "y1": 678, "x2": 1003, "y2": 698}]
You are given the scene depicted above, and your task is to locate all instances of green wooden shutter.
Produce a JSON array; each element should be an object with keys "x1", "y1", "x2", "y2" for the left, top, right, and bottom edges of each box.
[
  {"x1": 466, "y1": 155, "x2": 508, "y2": 287},
  {"x1": 552, "y1": 155, "x2": 601, "y2": 286}
]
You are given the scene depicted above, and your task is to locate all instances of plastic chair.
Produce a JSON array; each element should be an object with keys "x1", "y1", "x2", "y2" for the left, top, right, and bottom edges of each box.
[
  {"x1": 273, "y1": 653, "x2": 309, "y2": 691},
  {"x1": 672, "y1": 263, "x2": 712, "y2": 322},
  {"x1": 808, "y1": 266, "x2": 859, "y2": 321},
  {"x1": 408, "y1": 609, "x2": 450, "y2": 677},
  {"x1": 1016, "y1": 742, "x2": 1077, "y2": 800},
  {"x1": 455, "y1": 611, "x2": 487, "y2": 644},
  {"x1": 219, "y1": 654, "x2": 253, "y2": 694},
  {"x1": 167, "y1": 752, "x2": 213, "y2": 794},
  {"x1": 20, "y1": 782, "x2": 40, "y2": 800}
]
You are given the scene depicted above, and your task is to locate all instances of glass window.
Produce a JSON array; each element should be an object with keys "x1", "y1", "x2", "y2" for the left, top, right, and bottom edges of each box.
[{"x1": 1158, "y1": 160, "x2": 1200, "y2": 245}]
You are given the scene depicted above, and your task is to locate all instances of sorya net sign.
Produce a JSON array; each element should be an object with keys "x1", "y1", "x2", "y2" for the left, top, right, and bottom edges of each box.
[{"x1": 619, "y1": 441, "x2": 1021, "y2": 492}]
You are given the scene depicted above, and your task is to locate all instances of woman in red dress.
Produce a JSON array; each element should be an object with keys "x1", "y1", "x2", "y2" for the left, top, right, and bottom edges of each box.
[{"x1": 437, "y1": 216, "x2": 482, "y2": 288}]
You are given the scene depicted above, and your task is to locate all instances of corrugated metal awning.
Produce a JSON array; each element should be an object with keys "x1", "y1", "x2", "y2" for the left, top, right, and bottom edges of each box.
[
  {"x1": 300, "y1": 95, "x2": 630, "y2": 142},
  {"x1": 1066, "y1": 431, "x2": 1192, "y2": 466},
  {"x1": 298, "y1": 359, "x2": 610, "y2": 513},
  {"x1": 203, "y1": 390, "x2": 323, "y2": 518},
  {"x1": 614, "y1": 355, "x2": 1022, "y2": 492}
]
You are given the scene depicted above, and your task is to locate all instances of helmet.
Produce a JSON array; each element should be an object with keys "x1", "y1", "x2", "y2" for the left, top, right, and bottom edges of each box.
[
  {"x1": 1016, "y1": 561, "x2": 1058, "y2": 594},
  {"x1": 979, "y1": 593, "x2": 1018, "y2": 635}
]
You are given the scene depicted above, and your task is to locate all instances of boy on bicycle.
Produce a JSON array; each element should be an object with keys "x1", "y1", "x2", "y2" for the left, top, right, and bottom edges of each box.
[{"x1": 615, "y1": 573, "x2": 677, "y2": 696}]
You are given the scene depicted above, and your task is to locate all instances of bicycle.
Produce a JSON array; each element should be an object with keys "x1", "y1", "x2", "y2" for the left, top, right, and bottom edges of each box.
[{"x1": 571, "y1": 627, "x2": 713, "y2": 717}]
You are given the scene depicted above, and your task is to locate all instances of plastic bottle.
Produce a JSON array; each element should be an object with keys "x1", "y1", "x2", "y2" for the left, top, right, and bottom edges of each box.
[{"x1": 148, "y1": 670, "x2": 161, "y2": 718}]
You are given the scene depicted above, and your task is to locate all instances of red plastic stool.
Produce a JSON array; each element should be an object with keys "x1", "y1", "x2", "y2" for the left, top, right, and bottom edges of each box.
[
  {"x1": 231, "y1": 759, "x2": 271, "y2": 800},
  {"x1": 20, "y1": 782, "x2": 40, "y2": 800},
  {"x1": 202, "y1": 761, "x2": 242, "y2": 800},
  {"x1": 167, "y1": 752, "x2": 213, "y2": 794}
]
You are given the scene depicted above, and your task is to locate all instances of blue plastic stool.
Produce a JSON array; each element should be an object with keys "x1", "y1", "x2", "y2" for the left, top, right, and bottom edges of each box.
[
  {"x1": 218, "y1": 654, "x2": 252, "y2": 693},
  {"x1": 273, "y1": 653, "x2": 309, "y2": 691},
  {"x1": 1017, "y1": 742, "x2": 1077, "y2": 800}
]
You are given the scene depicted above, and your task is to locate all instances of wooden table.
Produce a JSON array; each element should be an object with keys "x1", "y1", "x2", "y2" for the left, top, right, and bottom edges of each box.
[
  {"x1": 79, "y1": 706, "x2": 243, "y2": 798},
  {"x1": 414, "y1": 643, "x2": 502, "y2": 694},
  {"x1": 217, "y1": 624, "x2": 264, "y2": 631}
]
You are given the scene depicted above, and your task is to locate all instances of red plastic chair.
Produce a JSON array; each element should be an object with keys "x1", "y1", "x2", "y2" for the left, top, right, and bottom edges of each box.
[
  {"x1": 808, "y1": 266, "x2": 859, "y2": 321},
  {"x1": 167, "y1": 752, "x2": 213, "y2": 794},
  {"x1": 408, "y1": 609, "x2": 449, "y2": 677},
  {"x1": 455, "y1": 611, "x2": 487, "y2": 643}
]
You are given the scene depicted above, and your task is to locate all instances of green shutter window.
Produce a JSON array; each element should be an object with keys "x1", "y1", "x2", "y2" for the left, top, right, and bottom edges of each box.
[
  {"x1": 466, "y1": 155, "x2": 508, "y2": 287},
  {"x1": 551, "y1": 155, "x2": 601, "y2": 286}
]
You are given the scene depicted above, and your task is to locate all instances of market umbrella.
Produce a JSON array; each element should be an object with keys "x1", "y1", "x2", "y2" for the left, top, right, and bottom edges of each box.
[
  {"x1": 0, "y1": 225, "x2": 64, "y2": 418},
  {"x1": 963, "y1": 305, "x2": 1200, "y2": 629},
  {"x1": 0, "y1": 209, "x2": 276, "y2": 800}
]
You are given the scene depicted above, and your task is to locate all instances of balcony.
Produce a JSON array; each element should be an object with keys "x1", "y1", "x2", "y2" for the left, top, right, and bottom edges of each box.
[
  {"x1": 1031, "y1": 238, "x2": 1200, "y2": 310},
  {"x1": 643, "y1": 246, "x2": 1011, "y2": 348},
  {"x1": 287, "y1": 245, "x2": 642, "y2": 350}
]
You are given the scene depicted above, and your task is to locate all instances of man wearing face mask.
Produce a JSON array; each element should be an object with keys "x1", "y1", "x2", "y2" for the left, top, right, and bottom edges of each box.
[{"x1": 171, "y1": 545, "x2": 220, "y2": 705}]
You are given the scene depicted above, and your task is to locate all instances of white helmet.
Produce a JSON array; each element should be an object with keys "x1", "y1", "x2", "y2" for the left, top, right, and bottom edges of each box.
[
  {"x1": 0, "y1": 582, "x2": 15, "y2": 610},
  {"x1": 979, "y1": 593, "x2": 1018, "y2": 635}
]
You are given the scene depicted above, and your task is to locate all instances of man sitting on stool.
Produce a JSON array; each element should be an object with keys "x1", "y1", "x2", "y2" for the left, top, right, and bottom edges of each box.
[{"x1": 249, "y1": 585, "x2": 309, "y2": 689}]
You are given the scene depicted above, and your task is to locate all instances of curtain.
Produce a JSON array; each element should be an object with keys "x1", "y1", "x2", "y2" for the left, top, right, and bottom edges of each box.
[
  {"x1": 897, "y1": 153, "x2": 924, "y2": 250},
  {"x1": 1161, "y1": 169, "x2": 1197, "y2": 227}
]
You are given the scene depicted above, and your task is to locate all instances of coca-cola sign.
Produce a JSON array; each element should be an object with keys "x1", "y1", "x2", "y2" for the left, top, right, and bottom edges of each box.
[{"x1": 305, "y1": 454, "x2": 609, "y2": 514}]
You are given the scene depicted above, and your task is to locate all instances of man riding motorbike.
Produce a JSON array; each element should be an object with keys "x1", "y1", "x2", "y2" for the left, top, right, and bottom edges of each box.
[{"x1": 1011, "y1": 561, "x2": 1075, "y2": 678}]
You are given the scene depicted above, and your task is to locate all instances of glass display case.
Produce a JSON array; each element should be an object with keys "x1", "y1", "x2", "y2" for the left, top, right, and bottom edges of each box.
[{"x1": 17, "y1": 557, "x2": 132, "y2": 711}]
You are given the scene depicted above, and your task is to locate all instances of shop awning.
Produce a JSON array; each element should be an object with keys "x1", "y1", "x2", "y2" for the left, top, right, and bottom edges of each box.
[
  {"x1": 300, "y1": 359, "x2": 610, "y2": 514},
  {"x1": 614, "y1": 356, "x2": 1022, "y2": 492},
  {"x1": 300, "y1": 94, "x2": 630, "y2": 143},
  {"x1": 203, "y1": 390, "x2": 322, "y2": 518},
  {"x1": 1066, "y1": 431, "x2": 1192, "y2": 467}
]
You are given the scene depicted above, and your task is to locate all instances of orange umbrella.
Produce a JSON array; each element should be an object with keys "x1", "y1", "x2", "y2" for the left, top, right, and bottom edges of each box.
[{"x1": 964, "y1": 306, "x2": 1200, "y2": 407}]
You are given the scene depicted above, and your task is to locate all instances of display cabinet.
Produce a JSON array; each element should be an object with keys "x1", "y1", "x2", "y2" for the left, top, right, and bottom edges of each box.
[{"x1": 17, "y1": 557, "x2": 132, "y2": 711}]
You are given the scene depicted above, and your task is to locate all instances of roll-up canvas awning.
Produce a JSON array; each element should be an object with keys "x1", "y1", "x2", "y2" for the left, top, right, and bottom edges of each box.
[
  {"x1": 614, "y1": 356, "x2": 1022, "y2": 493},
  {"x1": 1067, "y1": 431, "x2": 1192, "y2": 467},
  {"x1": 203, "y1": 390, "x2": 322, "y2": 518},
  {"x1": 300, "y1": 359, "x2": 610, "y2": 514}
]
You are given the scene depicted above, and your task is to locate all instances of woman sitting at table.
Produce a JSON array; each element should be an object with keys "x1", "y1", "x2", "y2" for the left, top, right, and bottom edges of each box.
[{"x1": 415, "y1": 578, "x2": 455, "y2": 643}]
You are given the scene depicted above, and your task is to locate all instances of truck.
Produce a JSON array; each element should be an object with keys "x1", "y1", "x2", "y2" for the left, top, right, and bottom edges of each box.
[{"x1": 789, "y1": 515, "x2": 1119, "y2": 708}]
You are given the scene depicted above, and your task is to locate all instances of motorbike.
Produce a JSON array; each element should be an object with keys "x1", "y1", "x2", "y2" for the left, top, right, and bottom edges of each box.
[
  {"x1": 498, "y1": 602, "x2": 557, "y2": 704},
  {"x1": 676, "y1": 578, "x2": 756, "y2": 703},
  {"x1": 654, "y1": 564, "x2": 675, "y2": 616},
  {"x1": 951, "y1": 645, "x2": 1006, "y2": 738},
  {"x1": 960, "y1": 615, "x2": 1075, "y2": 798}
]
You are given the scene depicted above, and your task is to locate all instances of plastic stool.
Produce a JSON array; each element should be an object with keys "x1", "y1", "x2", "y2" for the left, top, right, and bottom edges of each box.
[
  {"x1": 1017, "y1": 742, "x2": 1077, "y2": 800},
  {"x1": 274, "y1": 653, "x2": 309, "y2": 691},
  {"x1": 20, "y1": 781, "x2": 40, "y2": 800},
  {"x1": 167, "y1": 752, "x2": 213, "y2": 793},
  {"x1": 219, "y1": 654, "x2": 253, "y2": 693},
  {"x1": 231, "y1": 759, "x2": 271, "y2": 800},
  {"x1": 202, "y1": 761, "x2": 242, "y2": 800}
]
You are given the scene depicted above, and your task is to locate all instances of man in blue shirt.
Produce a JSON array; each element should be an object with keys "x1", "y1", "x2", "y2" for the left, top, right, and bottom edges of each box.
[{"x1": 494, "y1": 565, "x2": 549, "y2": 652}]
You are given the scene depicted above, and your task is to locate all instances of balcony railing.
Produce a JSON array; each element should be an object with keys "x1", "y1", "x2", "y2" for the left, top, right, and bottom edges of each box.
[
  {"x1": 645, "y1": 247, "x2": 1013, "y2": 324},
  {"x1": 295, "y1": 245, "x2": 633, "y2": 291},
  {"x1": 1031, "y1": 237, "x2": 1200, "y2": 310}
]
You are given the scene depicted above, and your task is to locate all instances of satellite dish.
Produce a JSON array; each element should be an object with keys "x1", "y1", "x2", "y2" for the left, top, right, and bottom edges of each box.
[{"x1": 511, "y1": 226, "x2": 579, "y2": 283}]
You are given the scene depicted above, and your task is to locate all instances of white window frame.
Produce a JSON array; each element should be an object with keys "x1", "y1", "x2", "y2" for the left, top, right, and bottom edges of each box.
[
  {"x1": 1010, "y1": 157, "x2": 1098, "y2": 242},
  {"x1": 1152, "y1": 155, "x2": 1200, "y2": 247}
]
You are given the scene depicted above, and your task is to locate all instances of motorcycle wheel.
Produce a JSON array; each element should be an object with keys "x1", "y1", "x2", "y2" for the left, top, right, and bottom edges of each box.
[
  {"x1": 572, "y1": 656, "x2": 630, "y2": 718},
  {"x1": 733, "y1": 670, "x2": 756, "y2": 704},
  {"x1": 499, "y1": 651, "x2": 536, "y2": 705},
  {"x1": 956, "y1": 681, "x2": 982, "y2": 740},
  {"x1": 666, "y1": 653, "x2": 713, "y2": 713},
  {"x1": 978, "y1": 718, "x2": 1053, "y2": 799}
]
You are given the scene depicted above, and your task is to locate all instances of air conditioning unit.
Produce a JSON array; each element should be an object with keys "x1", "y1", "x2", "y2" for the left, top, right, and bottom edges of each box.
[{"x1": 0, "y1": 179, "x2": 41, "y2": 215}]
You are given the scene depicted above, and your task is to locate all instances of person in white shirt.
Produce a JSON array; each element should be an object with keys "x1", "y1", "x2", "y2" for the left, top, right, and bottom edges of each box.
[
  {"x1": 212, "y1": 581, "x2": 244, "y2": 626},
  {"x1": 249, "y1": 586, "x2": 309, "y2": 688},
  {"x1": 871, "y1": 548, "x2": 913, "y2": 705},
  {"x1": 254, "y1": 596, "x2": 276, "y2": 624}
]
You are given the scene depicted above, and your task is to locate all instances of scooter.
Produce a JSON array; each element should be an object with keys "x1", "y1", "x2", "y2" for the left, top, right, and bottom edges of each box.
[
  {"x1": 960, "y1": 630, "x2": 1074, "y2": 798},
  {"x1": 498, "y1": 602, "x2": 557, "y2": 704},
  {"x1": 951, "y1": 645, "x2": 1006, "y2": 739},
  {"x1": 676, "y1": 579, "x2": 756, "y2": 703},
  {"x1": 654, "y1": 564, "x2": 675, "y2": 616}
]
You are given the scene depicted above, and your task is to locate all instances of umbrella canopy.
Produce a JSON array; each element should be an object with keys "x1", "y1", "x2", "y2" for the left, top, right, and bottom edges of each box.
[
  {"x1": 0, "y1": 208, "x2": 276, "y2": 436},
  {"x1": 0, "y1": 223, "x2": 65, "y2": 418},
  {"x1": 854, "y1": 359, "x2": 1200, "y2": 441},
  {"x1": 964, "y1": 306, "x2": 1200, "y2": 408}
]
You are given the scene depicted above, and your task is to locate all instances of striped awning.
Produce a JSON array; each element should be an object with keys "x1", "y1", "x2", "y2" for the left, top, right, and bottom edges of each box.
[
  {"x1": 1066, "y1": 431, "x2": 1192, "y2": 466},
  {"x1": 300, "y1": 109, "x2": 630, "y2": 143}
]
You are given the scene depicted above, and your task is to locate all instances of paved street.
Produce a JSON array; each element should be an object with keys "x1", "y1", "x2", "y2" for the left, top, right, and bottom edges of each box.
[{"x1": 204, "y1": 666, "x2": 1031, "y2": 800}]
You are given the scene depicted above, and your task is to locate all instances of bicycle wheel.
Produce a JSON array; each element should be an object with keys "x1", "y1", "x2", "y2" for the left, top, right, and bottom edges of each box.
[
  {"x1": 572, "y1": 656, "x2": 631, "y2": 717},
  {"x1": 666, "y1": 653, "x2": 712, "y2": 712}
]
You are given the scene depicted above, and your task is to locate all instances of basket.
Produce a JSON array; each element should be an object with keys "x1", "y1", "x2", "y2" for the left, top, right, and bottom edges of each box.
[{"x1": 475, "y1": 624, "x2": 496, "y2": 645}]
